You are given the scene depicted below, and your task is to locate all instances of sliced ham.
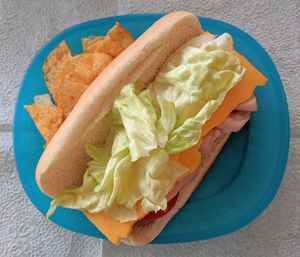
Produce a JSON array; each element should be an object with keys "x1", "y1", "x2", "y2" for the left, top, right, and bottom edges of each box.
[
  {"x1": 217, "y1": 110, "x2": 250, "y2": 133},
  {"x1": 200, "y1": 128, "x2": 222, "y2": 156},
  {"x1": 235, "y1": 95, "x2": 257, "y2": 112},
  {"x1": 217, "y1": 95, "x2": 257, "y2": 133}
]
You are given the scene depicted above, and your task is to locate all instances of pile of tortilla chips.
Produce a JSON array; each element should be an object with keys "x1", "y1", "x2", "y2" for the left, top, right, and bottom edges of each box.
[{"x1": 25, "y1": 23, "x2": 134, "y2": 144}]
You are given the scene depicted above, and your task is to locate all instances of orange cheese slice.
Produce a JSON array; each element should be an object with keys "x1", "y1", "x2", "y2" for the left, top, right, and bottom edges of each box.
[
  {"x1": 84, "y1": 201, "x2": 144, "y2": 245},
  {"x1": 84, "y1": 211, "x2": 134, "y2": 245},
  {"x1": 83, "y1": 51, "x2": 267, "y2": 245},
  {"x1": 175, "y1": 139, "x2": 203, "y2": 181}
]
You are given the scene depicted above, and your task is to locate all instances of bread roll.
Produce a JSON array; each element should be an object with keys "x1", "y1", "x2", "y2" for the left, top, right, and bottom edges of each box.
[{"x1": 36, "y1": 11, "x2": 203, "y2": 197}]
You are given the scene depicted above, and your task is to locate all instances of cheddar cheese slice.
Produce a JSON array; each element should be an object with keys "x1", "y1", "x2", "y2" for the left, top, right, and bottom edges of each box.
[
  {"x1": 84, "y1": 211, "x2": 134, "y2": 245},
  {"x1": 83, "y1": 52, "x2": 267, "y2": 245},
  {"x1": 84, "y1": 201, "x2": 144, "y2": 245}
]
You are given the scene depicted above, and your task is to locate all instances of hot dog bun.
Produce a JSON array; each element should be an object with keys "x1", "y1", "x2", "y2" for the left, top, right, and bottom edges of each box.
[{"x1": 36, "y1": 11, "x2": 203, "y2": 197}]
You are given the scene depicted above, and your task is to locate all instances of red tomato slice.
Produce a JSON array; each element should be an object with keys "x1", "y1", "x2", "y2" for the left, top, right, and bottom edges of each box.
[{"x1": 141, "y1": 193, "x2": 179, "y2": 221}]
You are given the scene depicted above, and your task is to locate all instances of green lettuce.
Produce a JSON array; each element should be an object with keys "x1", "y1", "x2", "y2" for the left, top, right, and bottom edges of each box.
[
  {"x1": 139, "y1": 148, "x2": 187, "y2": 213},
  {"x1": 154, "y1": 34, "x2": 245, "y2": 153},
  {"x1": 156, "y1": 96, "x2": 176, "y2": 148},
  {"x1": 113, "y1": 84, "x2": 158, "y2": 161}
]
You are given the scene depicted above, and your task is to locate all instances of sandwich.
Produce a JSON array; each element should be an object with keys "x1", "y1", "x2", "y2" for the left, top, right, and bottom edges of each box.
[{"x1": 26, "y1": 11, "x2": 266, "y2": 246}]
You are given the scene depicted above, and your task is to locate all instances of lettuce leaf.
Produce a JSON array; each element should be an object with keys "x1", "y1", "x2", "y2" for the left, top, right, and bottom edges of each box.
[
  {"x1": 138, "y1": 148, "x2": 187, "y2": 213},
  {"x1": 156, "y1": 96, "x2": 176, "y2": 148},
  {"x1": 154, "y1": 34, "x2": 245, "y2": 153},
  {"x1": 154, "y1": 49, "x2": 244, "y2": 128},
  {"x1": 113, "y1": 84, "x2": 158, "y2": 161},
  {"x1": 138, "y1": 88, "x2": 157, "y2": 123},
  {"x1": 164, "y1": 67, "x2": 243, "y2": 153}
]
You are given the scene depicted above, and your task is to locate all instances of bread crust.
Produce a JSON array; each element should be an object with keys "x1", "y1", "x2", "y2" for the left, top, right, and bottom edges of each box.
[
  {"x1": 124, "y1": 133, "x2": 231, "y2": 246},
  {"x1": 36, "y1": 11, "x2": 203, "y2": 197}
]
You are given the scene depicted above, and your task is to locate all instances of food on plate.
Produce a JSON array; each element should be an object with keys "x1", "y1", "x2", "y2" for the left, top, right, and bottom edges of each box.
[
  {"x1": 48, "y1": 53, "x2": 113, "y2": 116},
  {"x1": 27, "y1": 11, "x2": 267, "y2": 246},
  {"x1": 94, "y1": 22, "x2": 135, "y2": 57},
  {"x1": 80, "y1": 23, "x2": 134, "y2": 56},
  {"x1": 25, "y1": 95, "x2": 64, "y2": 143},
  {"x1": 82, "y1": 36, "x2": 105, "y2": 53},
  {"x1": 43, "y1": 41, "x2": 72, "y2": 87}
]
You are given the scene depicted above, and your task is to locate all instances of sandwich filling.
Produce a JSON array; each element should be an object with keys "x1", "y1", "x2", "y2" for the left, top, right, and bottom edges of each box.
[{"x1": 47, "y1": 33, "x2": 266, "y2": 244}]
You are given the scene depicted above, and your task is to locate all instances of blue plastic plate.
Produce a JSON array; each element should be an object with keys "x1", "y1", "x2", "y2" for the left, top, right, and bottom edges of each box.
[{"x1": 14, "y1": 14, "x2": 289, "y2": 244}]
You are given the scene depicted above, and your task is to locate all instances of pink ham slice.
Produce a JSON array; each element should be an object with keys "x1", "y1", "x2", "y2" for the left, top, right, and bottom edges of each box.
[
  {"x1": 217, "y1": 95, "x2": 257, "y2": 133},
  {"x1": 235, "y1": 95, "x2": 257, "y2": 112},
  {"x1": 200, "y1": 128, "x2": 222, "y2": 156},
  {"x1": 217, "y1": 110, "x2": 251, "y2": 133}
]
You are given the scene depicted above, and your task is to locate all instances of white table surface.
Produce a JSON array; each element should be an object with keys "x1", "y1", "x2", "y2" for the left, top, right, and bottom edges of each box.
[{"x1": 0, "y1": 0, "x2": 299, "y2": 256}]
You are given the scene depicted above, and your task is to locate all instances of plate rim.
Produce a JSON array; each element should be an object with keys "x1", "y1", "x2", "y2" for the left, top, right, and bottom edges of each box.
[{"x1": 13, "y1": 13, "x2": 290, "y2": 244}]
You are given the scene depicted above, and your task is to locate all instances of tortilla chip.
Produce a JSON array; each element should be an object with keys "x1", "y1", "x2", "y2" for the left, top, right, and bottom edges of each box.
[
  {"x1": 42, "y1": 41, "x2": 72, "y2": 96},
  {"x1": 95, "y1": 35, "x2": 124, "y2": 57},
  {"x1": 108, "y1": 23, "x2": 134, "y2": 49},
  {"x1": 51, "y1": 53, "x2": 113, "y2": 115},
  {"x1": 82, "y1": 36, "x2": 105, "y2": 53},
  {"x1": 25, "y1": 103, "x2": 64, "y2": 143},
  {"x1": 95, "y1": 23, "x2": 134, "y2": 57}
]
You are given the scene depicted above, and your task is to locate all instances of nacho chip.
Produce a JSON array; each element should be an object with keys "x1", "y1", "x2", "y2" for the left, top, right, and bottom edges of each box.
[
  {"x1": 82, "y1": 36, "x2": 105, "y2": 53},
  {"x1": 43, "y1": 41, "x2": 72, "y2": 96},
  {"x1": 25, "y1": 102, "x2": 64, "y2": 143},
  {"x1": 95, "y1": 23, "x2": 134, "y2": 57},
  {"x1": 108, "y1": 22, "x2": 134, "y2": 49},
  {"x1": 51, "y1": 53, "x2": 113, "y2": 115},
  {"x1": 95, "y1": 35, "x2": 124, "y2": 57}
]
